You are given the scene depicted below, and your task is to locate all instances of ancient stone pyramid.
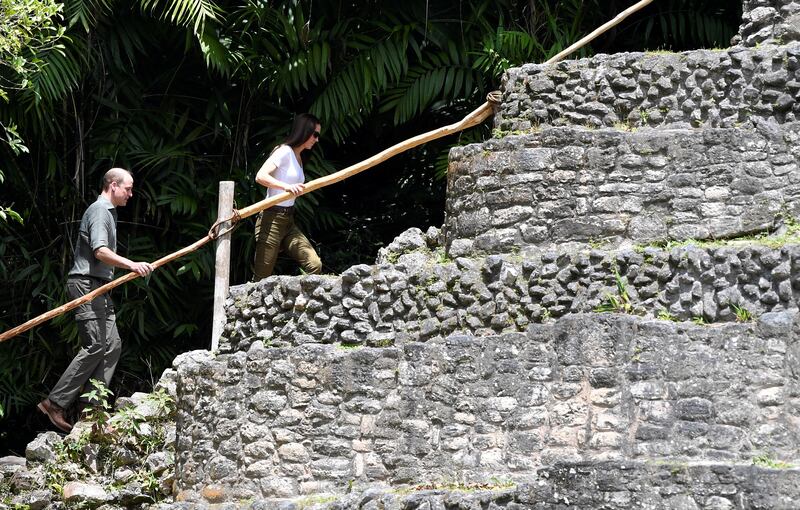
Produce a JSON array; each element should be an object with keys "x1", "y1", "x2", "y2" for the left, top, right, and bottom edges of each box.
[{"x1": 175, "y1": 1, "x2": 800, "y2": 507}]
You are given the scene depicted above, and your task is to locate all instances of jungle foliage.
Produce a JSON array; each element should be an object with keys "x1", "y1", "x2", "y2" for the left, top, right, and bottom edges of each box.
[{"x1": 0, "y1": 0, "x2": 740, "y2": 453}]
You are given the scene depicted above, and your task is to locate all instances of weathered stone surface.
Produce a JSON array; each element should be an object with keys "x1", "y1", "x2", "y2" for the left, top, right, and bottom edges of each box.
[
  {"x1": 115, "y1": 391, "x2": 173, "y2": 421},
  {"x1": 113, "y1": 482, "x2": 154, "y2": 506},
  {"x1": 0, "y1": 456, "x2": 26, "y2": 476},
  {"x1": 736, "y1": 0, "x2": 800, "y2": 46},
  {"x1": 157, "y1": 461, "x2": 800, "y2": 509},
  {"x1": 62, "y1": 481, "x2": 111, "y2": 504},
  {"x1": 145, "y1": 451, "x2": 174, "y2": 475},
  {"x1": 446, "y1": 126, "x2": 800, "y2": 253},
  {"x1": 222, "y1": 242, "x2": 800, "y2": 352},
  {"x1": 9, "y1": 469, "x2": 38, "y2": 492},
  {"x1": 10, "y1": 489, "x2": 51, "y2": 510},
  {"x1": 178, "y1": 313, "x2": 800, "y2": 500},
  {"x1": 24, "y1": 432, "x2": 61, "y2": 464},
  {"x1": 497, "y1": 44, "x2": 800, "y2": 131}
]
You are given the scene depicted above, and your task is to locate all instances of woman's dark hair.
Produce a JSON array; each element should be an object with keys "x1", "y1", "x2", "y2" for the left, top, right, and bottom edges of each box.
[{"x1": 283, "y1": 113, "x2": 320, "y2": 149}]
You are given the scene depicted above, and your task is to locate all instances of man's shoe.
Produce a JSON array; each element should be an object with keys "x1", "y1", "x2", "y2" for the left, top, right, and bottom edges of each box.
[{"x1": 37, "y1": 398, "x2": 73, "y2": 433}]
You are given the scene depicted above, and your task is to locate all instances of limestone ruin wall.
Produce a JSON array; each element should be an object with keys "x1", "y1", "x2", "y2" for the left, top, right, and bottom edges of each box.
[{"x1": 170, "y1": 1, "x2": 800, "y2": 507}]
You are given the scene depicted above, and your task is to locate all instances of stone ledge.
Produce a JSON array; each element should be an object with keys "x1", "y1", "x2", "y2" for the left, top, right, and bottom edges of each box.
[
  {"x1": 445, "y1": 125, "x2": 800, "y2": 254},
  {"x1": 496, "y1": 43, "x2": 800, "y2": 132},
  {"x1": 239, "y1": 461, "x2": 799, "y2": 510},
  {"x1": 223, "y1": 242, "x2": 800, "y2": 352},
  {"x1": 178, "y1": 314, "x2": 800, "y2": 500}
]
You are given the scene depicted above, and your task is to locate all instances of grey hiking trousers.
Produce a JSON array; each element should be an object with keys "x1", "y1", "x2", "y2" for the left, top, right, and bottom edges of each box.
[{"x1": 49, "y1": 276, "x2": 122, "y2": 408}]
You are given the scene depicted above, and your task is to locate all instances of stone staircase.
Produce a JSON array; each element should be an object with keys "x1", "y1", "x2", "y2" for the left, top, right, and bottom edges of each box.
[{"x1": 171, "y1": 2, "x2": 800, "y2": 508}]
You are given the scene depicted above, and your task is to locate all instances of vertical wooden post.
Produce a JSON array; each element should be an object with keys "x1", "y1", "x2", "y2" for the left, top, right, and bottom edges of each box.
[{"x1": 211, "y1": 181, "x2": 234, "y2": 351}]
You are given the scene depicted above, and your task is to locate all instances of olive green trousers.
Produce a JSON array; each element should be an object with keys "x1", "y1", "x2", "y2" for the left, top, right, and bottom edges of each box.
[{"x1": 253, "y1": 209, "x2": 322, "y2": 280}]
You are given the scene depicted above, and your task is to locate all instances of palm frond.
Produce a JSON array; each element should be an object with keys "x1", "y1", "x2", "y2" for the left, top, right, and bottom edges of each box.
[
  {"x1": 198, "y1": 29, "x2": 238, "y2": 76},
  {"x1": 311, "y1": 30, "x2": 409, "y2": 141},
  {"x1": 64, "y1": 0, "x2": 114, "y2": 32},
  {"x1": 139, "y1": 0, "x2": 220, "y2": 35},
  {"x1": 380, "y1": 46, "x2": 479, "y2": 126},
  {"x1": 23, "y1": 39, "x2": 85, "y2": 105}
]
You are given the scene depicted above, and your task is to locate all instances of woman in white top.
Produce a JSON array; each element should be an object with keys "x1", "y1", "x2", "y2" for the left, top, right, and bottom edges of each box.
[{"x1": 253, "y1": 113, "x2": 323, "y2": 280}]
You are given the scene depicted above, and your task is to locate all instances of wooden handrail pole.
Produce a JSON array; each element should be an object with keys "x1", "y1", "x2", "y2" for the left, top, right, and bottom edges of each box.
[
  {"x1": 545, "y1": 0, "x2": 655, "y2": 65},
  {"x1": 0, "y1": 235, "x2": 214, "y2": 343},
  {"x1": 211, "y1": 181, "x2": 234, "y2": 351}
]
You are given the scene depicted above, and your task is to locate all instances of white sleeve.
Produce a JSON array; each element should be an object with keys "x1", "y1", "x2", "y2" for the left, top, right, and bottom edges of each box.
[{"x1": 265, "y1": 145, "x2": 291, "y2": 171}]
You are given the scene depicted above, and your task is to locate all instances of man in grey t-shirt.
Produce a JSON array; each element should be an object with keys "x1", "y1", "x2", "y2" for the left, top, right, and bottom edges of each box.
[{"x1": 38, "y1": 168, "x2": 154, "y2": 432}]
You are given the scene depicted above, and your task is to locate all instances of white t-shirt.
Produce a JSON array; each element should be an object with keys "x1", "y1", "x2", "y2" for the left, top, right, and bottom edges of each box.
[{"x1": 265, "y1": 145, "x2": 304, "y2": 207}]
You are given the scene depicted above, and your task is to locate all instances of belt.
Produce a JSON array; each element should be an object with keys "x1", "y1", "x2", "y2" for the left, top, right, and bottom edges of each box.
[
  {"x1": 267, "y1": 205, "x2": 294, "y2": 213},
  {"x1": 68, "y1": 274, "x2": 112, "y2": 284}
]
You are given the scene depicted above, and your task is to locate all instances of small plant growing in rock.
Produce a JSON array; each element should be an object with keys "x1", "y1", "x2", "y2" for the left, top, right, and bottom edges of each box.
[
  {"x1": 488, "y1": 476, "x2": 516, "y2": 488},
  {"x1": 645, "y1": 48, "x2": 675, "y2": 56},
  {"x1": 669, "y1": 463, "x2": 689, "y2": 477},
  {"x1": 630, "y1": 344, "x2": 643, "y2": 362},
  {"x1": 0, "y1": 482, "x2": 14, "y2": 507},
  {"x1": 146, "y1": 388, "x2": 176, "y2": 418},
  {"x1": 692, "y1": 316, "x2": 707, "y2": 326},
  {"x1": 371, "y1": 337, "x2": 394, "y2": 348},
  {"x1": 139, "y1": 470, "x2": 161, "y2": 496},
  {"x1": 38, "y1": 381, "x2": 177, "y2": 506},
  {"x1": 295, "y1": 494, "x2": 338, "y2": 508},
  {"x1": 434, "y1": 247, "x2": 451, "y2": 264},
  {"x1": 44, "y1": 431, "x2": 92, "y2": 493},
  {"x1": 613, "y1": 121, "x2": 637, "y2": 132},
  {"x1": 595, "y1": 272, "x2": 635, "y2": 314},
  {"x1": 81, "y1": 379, "x2": 115, "y2": 437},
  {"x1": 337, "y1": 342, "x2": 363, "y2": 350},
  {"x1": 730, "y1": 303, "x2": 753, "y2": 322},
  {"x1": 588, "y1": 237, "x2": 607, "y2": 249},
  {"x1": 110, "y1": 406, "x2": 145, "y2": 438},
  {"x1": 639, "y1": 108, "x2": 650, "y2": 125},
  {"x1": 408, "y1": 477, "x2": 515, "y2": 493},
  {"x1": 656, "y1": 309, "x2": 677, "y2": 322},
  {"x1": 752, "y1": 454, "x2": 793, "y2": 469}
]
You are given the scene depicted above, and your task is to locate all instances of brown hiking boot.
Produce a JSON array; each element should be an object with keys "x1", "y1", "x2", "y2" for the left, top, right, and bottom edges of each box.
[{"x1": 37, "y1": 398, "x2": 73, "y2": 433}]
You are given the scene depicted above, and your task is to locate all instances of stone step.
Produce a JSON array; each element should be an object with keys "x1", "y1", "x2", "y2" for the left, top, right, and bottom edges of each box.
[
  {"x1": 496, "y1": 42, "x2": 800, "y2": 132},
  {"x1": 166, "y1": 461, "x2": 800, "y2": 509},
  {"x1": 223, "y1": 233, "x2": 800, "y2": 352},
  {"x1": 445, "y1": 125, "x2": 800, "y2": 256},
  {"x1": 178, "y1": 313, "x2": 800, "y2": 502}
]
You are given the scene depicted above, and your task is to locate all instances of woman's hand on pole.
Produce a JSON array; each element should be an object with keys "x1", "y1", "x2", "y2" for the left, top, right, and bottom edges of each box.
[{"x1": 283, "y1": 183, "x2": 305, "y2": 195}]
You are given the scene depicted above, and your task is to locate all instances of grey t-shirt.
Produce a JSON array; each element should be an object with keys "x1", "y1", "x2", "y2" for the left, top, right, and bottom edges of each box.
[{"x1": 68, "y1": 196, "x2": 117, "y2": 281}]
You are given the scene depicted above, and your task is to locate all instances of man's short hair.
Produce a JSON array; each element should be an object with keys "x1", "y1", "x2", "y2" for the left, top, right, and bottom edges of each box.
[{"x1": 102, "y1": 168, "x2": 132, "y2": 191}]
